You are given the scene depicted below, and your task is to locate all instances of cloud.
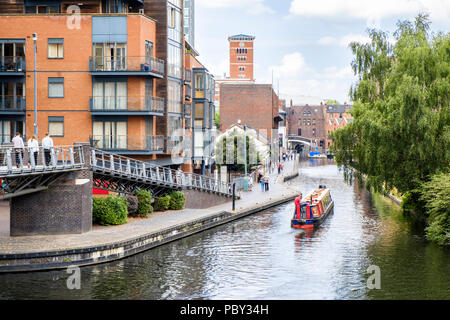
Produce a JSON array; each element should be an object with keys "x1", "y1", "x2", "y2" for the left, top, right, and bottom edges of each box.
[
  {"x1": 289, "y1": 0, "x2": 450, "y2": 25},
  {"x1": 266, "y1": 52, "x2": 356, "y2": 104},
  {"x1": 317, "y1": 33, "x2": 396, "y2": 47},
  {"x1": 197, "y1": 0, "x2": 275, "y2": 15}
]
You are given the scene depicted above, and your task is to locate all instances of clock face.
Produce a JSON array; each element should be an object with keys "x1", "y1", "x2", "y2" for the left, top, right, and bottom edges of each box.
[{"x1": 239, "y1": 42, "x2": 244, "y2": 47}]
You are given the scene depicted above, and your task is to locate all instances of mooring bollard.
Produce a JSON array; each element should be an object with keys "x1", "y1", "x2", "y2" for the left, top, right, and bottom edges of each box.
[{"x1": 232, "y1": 183, "x2": 236, "y2": 211}]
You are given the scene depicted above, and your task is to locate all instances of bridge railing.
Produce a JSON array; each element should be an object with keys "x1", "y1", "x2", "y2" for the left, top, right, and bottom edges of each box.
[
  {"x1": 0, "y1": 145, "x2": 85, "y2": 176},
  {"x1": 90, "y1": 149, "x2": 232, "y2": 196}
]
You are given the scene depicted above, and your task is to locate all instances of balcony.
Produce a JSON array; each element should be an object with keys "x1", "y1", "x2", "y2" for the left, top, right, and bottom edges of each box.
[
  {"x1": 91, "y1": 135, "x2": 164, "y2": 155},
  {"x1": 0, "y1": 96, "x2": 26, "y2": 114},
  {"x1": 89, "y1": 56, "x2": 164, "y2": 78},
  {"x1": 184, "y1": 102, "x2": 191, "y2": 117},
  {"x1": 0, "y1": 57, "x2": 25, "y2": 76},
  {"x1": 89, "y1": 96, "x2": 165, "y2": 116},
  {"x1": 184, "y1": 69, "x2": 192, "y2": 84}
]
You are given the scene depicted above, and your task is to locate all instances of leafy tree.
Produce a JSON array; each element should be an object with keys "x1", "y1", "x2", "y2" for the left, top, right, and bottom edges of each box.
[
  {"x1": 332, "y1": 14, "x2": 449, "y2": 244},
  {"x1": 215, "y1": 112, "x2": 221, "y2": 130}
]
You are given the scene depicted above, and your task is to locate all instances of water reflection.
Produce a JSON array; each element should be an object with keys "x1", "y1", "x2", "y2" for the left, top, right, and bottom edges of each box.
[{"x1": 0, "y1": 160, "x2": 449, "y2": 300}]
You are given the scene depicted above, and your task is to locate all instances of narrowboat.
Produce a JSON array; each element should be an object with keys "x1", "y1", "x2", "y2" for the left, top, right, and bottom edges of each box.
[{"x1": 291, "y1": 185, "x2": 334, "y2": 229}]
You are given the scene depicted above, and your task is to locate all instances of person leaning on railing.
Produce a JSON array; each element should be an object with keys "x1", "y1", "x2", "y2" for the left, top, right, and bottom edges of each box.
[
  {"x1": 12, "y1": 132, "x2": 24, "y2": 168},
  {"x1": 42, "y1": 133, "x2": 54, "y2": 166},
  {"x1": 27, "y1": 135, "x2": 39, "y2": 167}
]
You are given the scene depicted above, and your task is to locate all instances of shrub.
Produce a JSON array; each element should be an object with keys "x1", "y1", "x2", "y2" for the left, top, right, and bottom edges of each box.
[
  {"x1": 93, "y1": 196, "x2": 128, "y2": 226},
  {"x1": 168, "y1": 191, "x2": 186, "y2": 210},
  {"x1": 126, "y1": 195, "x2": 139, "y2": 217},
  {"x1": 136, "y1": 189, "x2": 153, "y2": 218},
  {"x1": 155, "y1": 195, "x2": 171, "y2": 211}
]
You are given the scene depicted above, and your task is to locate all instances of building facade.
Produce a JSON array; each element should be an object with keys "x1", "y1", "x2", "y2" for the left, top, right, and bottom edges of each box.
[
  {"x1": 0, "y1": 0, "x2": 214, "y2": 171},
  {"x1": 219, "y1": 83, "x2": 281, "y2": 141},
  {"x1": 286, "y1": 103, "x2": 327, "y2": 152},
  {"x1": 325, "y1": 104, "x2": 352, "y2": 149}
]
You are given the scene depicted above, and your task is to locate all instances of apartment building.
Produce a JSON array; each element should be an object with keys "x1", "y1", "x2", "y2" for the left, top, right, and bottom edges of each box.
[
  {"x1": 325, "y1": 103, "x2": 353, "y2": 149},
  {"x1": 0, "y1": 0, "x2": 207, "y2": 170}
]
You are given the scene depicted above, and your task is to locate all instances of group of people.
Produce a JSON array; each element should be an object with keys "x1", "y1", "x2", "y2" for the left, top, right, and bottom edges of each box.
[
  {"x1": 256, "y1": 168, "x2": 270, "y2": 192},
  {"x1": 282, "y1": 151, "x2": 295, "y2": 162},
  {"x1": 11, "y1": 132, "x2": 54, "y2": 168}
]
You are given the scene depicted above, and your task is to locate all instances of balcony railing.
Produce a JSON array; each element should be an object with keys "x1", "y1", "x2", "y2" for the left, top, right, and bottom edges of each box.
[
  {"x1": 91, "y1": 135, "x2": 164, "y2": 153},
  {"x1": 0, "y1": 96, "x2": 26, "y2": 112},
  {"x1": 89, "y1": 56, "x2": 164, "y2": 77},
  {"x1": 167, "y1": 136, "x2": 184, "y2": 153},
  {"x1": 184, "y1": 102, "x2": 191, "y2": 116},
  {"x1": 0, "y1": 57, "x2": 25, "y2": 73},
  {"x1": 89, "y1": 96, "x2": 165, "y2": 114},
  {"x1": 185, "y1": 69, "x2": 192, "y2": 83}
]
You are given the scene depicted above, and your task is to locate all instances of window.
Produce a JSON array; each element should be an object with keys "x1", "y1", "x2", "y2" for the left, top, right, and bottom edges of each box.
[
  {"x1": 298, "y1": 128, "x2": 302, "y2": 136},
  {"x1": 92, "y1": 80, "x2": 127, "y2": 110},
  {"x1": 297, "y1": 119, "x2": 301, "y2": 126},
  {"x1": 48, "y1": 117, "x2": 64, "y2": 137},
  {"x1": 93, "y1": 120, "x2": 127, "y2": 149},
  {"x1": 48, "y1": 39, "x2": 63, "y2": 59},
  {"x1": 312, "y1": 119, "x2": 316, "y2": 126},
  {"x1": 48, "y1": 78, "x2": 64, "y2": 98},
  {"x1": 312, "y1": 128, "x2": 316, "y2": 136}
]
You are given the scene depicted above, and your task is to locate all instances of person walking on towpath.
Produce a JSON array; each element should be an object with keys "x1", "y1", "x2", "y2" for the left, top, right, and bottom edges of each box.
[
  {"x1": 264, "y1": 176, "x2": 270, "y2": 192},
  {"x1": 260, "y1": 175, "x2": 265, "y2": 192},
  {"x1": 42, "y1": 133, "x2": 54, "y2": 166},
  {"x1": 12, "y1": 132, "x2": 24, "y2": 168}
]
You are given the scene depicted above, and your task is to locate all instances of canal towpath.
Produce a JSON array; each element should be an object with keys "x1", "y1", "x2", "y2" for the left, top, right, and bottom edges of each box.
[{"x1": 0, "y1": 158, "x2": 301, "y2": 269}]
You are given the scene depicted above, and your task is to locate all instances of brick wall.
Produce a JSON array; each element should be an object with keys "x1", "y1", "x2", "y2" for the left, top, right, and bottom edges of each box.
[{"x1": 219, "y1": 83, "x2": 279, "y2": 140}]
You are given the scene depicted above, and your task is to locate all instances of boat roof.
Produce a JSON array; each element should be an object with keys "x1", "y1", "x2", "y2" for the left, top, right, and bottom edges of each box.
[{"x1": 302, "y1": 187, "x2": 329, "y2": 203}]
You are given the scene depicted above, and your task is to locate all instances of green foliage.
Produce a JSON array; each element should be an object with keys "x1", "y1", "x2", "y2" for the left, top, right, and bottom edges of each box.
[
  {"x1": 155, "y1": 195, "x2": 171, "y2": 211},
  {"x1": 168, "y1": 191, "x2": 186, "y2": 210},
  {"x1": 332, "y1": 14, "x2": 450, "y2": 196},
  {"x1": 326, "y1": 99, "x2": 339, "y2": 105},
  {"x1": 419, "y1": 173, "x2": 450, "y2": 246},
  {"x1": 92, "y1": 196, "x2": 128, "y2": 226},
  {"x1": 215, "y1": 112, "x2": 221, "y2": 130},
  {"x1": 136, "y1": 189, "x2": 153, "y2": 218},
  {"x1": 331, "y1": 14, "x2": 450, "y2": 245}
]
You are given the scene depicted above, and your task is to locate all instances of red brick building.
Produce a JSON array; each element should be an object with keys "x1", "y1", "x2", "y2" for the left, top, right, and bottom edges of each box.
[
  {"x1": 219, "y1": 83, "x2": 281, "y2": 140},
  {"x1": 286, "y1": 103, "x2": 328, "y2": 151},
  {"x1": 325, "y1": 104, "x2": 353, "y2": 149}
]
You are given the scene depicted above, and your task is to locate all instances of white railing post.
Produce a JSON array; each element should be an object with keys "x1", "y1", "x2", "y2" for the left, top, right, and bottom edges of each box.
[
  {"x1": 126, "y1": 159, "x2": 131, "y2": 175},
  {"x1": 69, "y1": 147, "x2": 75, "y2": 165},
  {"x1": 110, "y1": 154, "x2": 114, "y2": 171},
  {"x1": 51, "y1": 148, "x2": 57, "y2": 166},
  {"x1": 91, "y1": 149, "x2": 97, "y2": 167}
]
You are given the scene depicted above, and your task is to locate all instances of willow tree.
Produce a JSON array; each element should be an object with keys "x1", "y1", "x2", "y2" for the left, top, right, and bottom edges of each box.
[{"x1": 333, "y1": 14, "x2": 449, "y2": 195}]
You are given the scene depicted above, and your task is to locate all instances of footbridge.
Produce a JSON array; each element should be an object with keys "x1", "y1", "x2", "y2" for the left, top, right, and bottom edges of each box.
[
  {"x1": 0, "y1": 143, "x2": 232, "y2": 236},
  {"x1": 287, "y1": 135, "x2": 312, "y2": 146}
]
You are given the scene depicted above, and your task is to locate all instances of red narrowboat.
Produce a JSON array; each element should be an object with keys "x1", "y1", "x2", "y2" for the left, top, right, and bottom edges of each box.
[{"x1": 291, "y1": 185, "x2": 334, "y2": 229}]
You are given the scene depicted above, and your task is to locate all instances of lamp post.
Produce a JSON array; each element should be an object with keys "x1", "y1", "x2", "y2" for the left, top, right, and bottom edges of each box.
[
  {"x1": 32, "y1": 33, "x2": 38, "y2": 138},
  {"x1": 238, "y1": 119, "x2": 248, "y2": 191}
]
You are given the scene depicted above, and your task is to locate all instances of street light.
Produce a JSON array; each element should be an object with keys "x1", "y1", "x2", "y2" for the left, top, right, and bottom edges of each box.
[
  {"x1": 32, "y1": 33, "x2": 38, "y2": 138},
  {"x1": 238, "y1": 120, "x2": 248, "y2": 191}
]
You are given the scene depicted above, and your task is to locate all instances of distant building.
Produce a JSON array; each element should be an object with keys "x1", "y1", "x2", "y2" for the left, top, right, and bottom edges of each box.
[
  {"x1": 325, "y1": 104, "x2": 353, "y2": 149},
  {"x1": 220, "y1": 83, "x2": 281, "y2": 141},
  {"x1": 287, "y1": 103, "x2": 328, "y2": 152}
]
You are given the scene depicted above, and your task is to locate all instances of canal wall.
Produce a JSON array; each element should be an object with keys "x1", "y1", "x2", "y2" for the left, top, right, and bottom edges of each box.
[{"x1": 0, "y1": 192, "x2": 297, "y2": 273}]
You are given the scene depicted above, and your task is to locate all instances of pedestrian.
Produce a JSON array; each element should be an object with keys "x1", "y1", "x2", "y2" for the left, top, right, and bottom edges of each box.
[
  {"x1": 264, "y1": 176, "x2": 269, "y2": 191},
  {"x1": 12, "y1": 132, "x2": 24, "y2": 168},
  {"x1": 277, "y1": 163, "x2": 281, "y2": 175},
  {"x1": 42, "y1": 132, "x2": 54, "y2": 166},
  {"x1": 260, "y1": 175, "x2": 265, "y2": 192},
  {"x1": 27, "y1": 135, "x2": 39, "y2": 167}
]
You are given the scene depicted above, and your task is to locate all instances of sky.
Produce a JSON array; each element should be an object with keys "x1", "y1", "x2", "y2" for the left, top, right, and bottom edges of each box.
[{"x1": 193, "y1": 0, "x2": 449, "y2": 105}]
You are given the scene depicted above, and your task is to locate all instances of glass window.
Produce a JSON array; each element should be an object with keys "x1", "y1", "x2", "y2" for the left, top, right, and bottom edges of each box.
[
  {"x1": 48, "y1": 39, "x2": 63, "y2": 58},
  {"x1": 48, "y1": 78, "x2": 64, "y2": 98},
  {"x1": 48, "y1": 117, "x2": 64, "y2": 137}
]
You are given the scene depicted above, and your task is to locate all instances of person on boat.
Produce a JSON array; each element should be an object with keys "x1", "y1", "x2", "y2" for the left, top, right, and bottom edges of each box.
[{"x1": 294, "y1": 193, "x2": 303, "y2": 219}]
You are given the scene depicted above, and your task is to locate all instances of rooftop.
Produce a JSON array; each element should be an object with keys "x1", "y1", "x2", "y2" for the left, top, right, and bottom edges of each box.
[{"x1": 228, "y1": 34, "x2": 255, "y2": 41}]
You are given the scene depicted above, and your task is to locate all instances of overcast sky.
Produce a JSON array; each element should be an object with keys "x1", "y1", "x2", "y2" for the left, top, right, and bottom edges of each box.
[{"x1": 194, "y1": 0, "x2": 449, "y2": 105}]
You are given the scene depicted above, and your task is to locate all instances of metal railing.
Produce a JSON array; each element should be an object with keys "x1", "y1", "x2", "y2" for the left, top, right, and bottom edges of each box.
[
  {"x1": 184, "y1": 102, "x2": 191, "y2": 116},
  {"x1": 91, "y1": 135, "x2": 164, "y2": 153},
  {"x1": 89, "y1": 56, "x2": 164, "y2": 76},
  {"x1": 0, "y1": 145, "x2": 85, "y2": 176},
  {"x1": 89, "y1": 96, "x2": 165, "y2": 113},
  {"x1": 90, "y1": 148, "x2": 232, "y2": 195},
  {"x1": 0, "y1": 56, "x2": 25, "y2": 72},
  {"x1": 0, "y1": 96, "x2": 26, "y2": 112}
]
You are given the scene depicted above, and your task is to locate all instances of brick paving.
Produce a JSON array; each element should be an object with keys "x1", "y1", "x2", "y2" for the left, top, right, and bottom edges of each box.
[{"x1": 0, "y1": 158, "x2": 300, "y2": 255}]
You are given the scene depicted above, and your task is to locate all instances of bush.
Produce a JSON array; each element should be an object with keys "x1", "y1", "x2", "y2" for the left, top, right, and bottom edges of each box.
[
  {"x1": 155, "y1": 195, "x2": 171, "y2": 211},
  {"x1": 126, "y1": 195, "x2": 139, "y2": 217},
  {"x1": 168, "y1": 191, "x2": 186, "y2": 210},
  {"x1": 93, "y1": 196, "x2": 128, "y2": 226},
  {"x1": 136, "y1": 189, "x2": 153, "y2": 218}
]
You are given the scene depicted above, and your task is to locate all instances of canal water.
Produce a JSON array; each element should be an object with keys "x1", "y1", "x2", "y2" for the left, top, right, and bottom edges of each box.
[{"x1": 0, "y1": 160, "x2": 449, "y2": 300}]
